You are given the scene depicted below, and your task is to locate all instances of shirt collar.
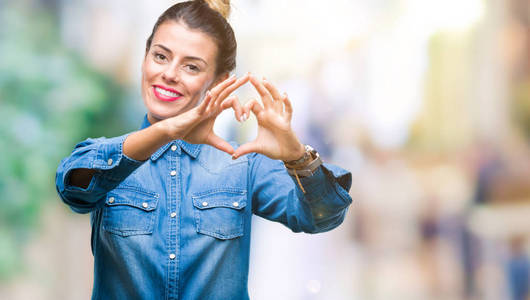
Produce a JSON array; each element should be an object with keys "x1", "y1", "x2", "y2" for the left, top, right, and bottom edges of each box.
[{"x1": 140, "y1": 114, "x2": 201, "y2": 161}]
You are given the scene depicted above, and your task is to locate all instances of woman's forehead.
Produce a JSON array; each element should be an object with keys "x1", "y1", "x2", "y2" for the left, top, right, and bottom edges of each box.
[{"x1": 152, "y1": 21, "x2": 217, "y2": 62}]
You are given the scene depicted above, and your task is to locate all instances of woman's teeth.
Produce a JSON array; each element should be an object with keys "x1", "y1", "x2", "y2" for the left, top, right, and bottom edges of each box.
[{"x1": 155, "y1": 87, "x2": 180, "y2": 97}]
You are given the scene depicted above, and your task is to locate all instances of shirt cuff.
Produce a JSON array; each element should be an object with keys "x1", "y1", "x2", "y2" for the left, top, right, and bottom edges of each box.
[
  {"x1": 64, "y1": 134, "x2": 144, "y2": 192},
  {"x1": 290, "y1": 163, "x2": 352, "y2": 204}
]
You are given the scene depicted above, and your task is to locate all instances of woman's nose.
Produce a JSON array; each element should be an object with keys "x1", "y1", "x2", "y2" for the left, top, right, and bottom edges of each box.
[{"x1": 162, "y1": 66, "x2": 180, "y2": 83}]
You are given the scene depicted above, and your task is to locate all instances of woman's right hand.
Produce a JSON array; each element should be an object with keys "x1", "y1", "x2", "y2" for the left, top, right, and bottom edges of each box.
[
  {"x1": 123, "y1": 74, "x2": 248, "y2": 162},
  {"x1": 158, "y1": 74, "x2": 249, "y2": 154}
]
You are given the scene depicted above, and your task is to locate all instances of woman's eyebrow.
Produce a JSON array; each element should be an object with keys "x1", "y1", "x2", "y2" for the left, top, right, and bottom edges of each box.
[
  {"x1": 183, "y1": 56, "x2": 208, "y2": 66},
  {"x1": 152, "y1": 44, "x2": 207, "y2": 66},
  {"x1": 153, "y1": 44, "x2": 172, "y2": 54}
]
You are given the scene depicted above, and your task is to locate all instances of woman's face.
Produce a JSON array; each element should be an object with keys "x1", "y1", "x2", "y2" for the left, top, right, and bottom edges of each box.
[{"x1": 142, "y1": 21, "x2": 222, "y2": 123}]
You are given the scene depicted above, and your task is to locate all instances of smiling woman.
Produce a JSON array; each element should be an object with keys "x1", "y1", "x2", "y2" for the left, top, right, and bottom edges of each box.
[
  {"x1": 141, "y1": 21, "x2": 221, "y2": 122},
  {"x1": 55, "y1": 1, "x2": 352, "y2": 299}
]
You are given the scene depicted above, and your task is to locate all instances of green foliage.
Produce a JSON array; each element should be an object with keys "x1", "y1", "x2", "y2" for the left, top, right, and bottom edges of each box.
[
  {"x1": 512, "y1": 80, "x2": 530, "y2": 140},
  {"x1": 0, "y1": 2, "x2": 131, "y2": 279}
]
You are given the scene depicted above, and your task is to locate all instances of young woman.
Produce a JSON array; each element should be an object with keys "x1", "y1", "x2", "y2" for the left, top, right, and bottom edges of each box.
[{"x1": 56, "y1": 1, "x2": 352, "y2": 299}]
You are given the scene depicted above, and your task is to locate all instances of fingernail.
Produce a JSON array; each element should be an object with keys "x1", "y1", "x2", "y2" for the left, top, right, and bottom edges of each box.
[
  {"x1": 229, "y1": 74, "x2": 236, "y2": 79},
  {"x1": 232, "y1": 155, "x2": 237, "y2": 160},
  {"x1": 242, "y1": 113, "x2": 247, "y2": 121},
  {"x1": 262, "y1": 77, "x2": 267, "y2": 82}
]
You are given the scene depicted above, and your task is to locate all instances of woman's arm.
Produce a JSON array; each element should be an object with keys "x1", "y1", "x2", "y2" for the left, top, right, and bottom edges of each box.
[
  {"x1": 124, "y1": 74, "x2": 248, "y2": 161},
  {"x1": 58, "y1": 75, "x2": 249, "y2": 213},
  {"x1": 234, "y1": 75, "x2": 352, "y2": 232},
  {"x1": 67, "y1": 74, "x2": 249, "y2": 189},
  {"x1": 249, "y1": 153, "x2": 352, "y2": 233}
]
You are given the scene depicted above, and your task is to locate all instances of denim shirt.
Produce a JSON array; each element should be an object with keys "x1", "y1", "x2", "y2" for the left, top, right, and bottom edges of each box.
[{"x1": 55, "y1": 115, "x2": 352, "y2": 300}]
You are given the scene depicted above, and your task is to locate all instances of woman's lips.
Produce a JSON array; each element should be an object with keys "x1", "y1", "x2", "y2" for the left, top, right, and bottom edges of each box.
[{"x1": 153, "y1": 85, "x2": 183, "y2": 102}]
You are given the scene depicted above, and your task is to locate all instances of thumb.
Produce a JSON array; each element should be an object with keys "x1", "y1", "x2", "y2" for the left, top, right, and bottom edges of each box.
[
  {"x1": 232, "y1": 141, "x2": 261, "y2": 160},
  {"x1": 206, "y1": 133, "x2": 235, "y2": 155}
]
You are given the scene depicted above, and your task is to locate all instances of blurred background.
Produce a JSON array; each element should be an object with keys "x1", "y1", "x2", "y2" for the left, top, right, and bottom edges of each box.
[{"x1": 0, "y1": 0, "x2": 529, "y2": 299}]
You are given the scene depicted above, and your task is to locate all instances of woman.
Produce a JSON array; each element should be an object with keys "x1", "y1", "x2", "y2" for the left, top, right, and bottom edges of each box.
[{"x1": 56, "y1": 1, "x2": 352, "y2": 299}]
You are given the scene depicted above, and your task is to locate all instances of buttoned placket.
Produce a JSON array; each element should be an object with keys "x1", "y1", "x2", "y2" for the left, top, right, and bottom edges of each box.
[{"x1": 167, "y1": 142, "x2": 180, "y2": 300}]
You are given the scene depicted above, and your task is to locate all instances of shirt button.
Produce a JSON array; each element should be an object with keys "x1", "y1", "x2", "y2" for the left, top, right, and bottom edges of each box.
[
  {"x1": 107, "y1": 158, "x2": 113, "y2": 166},
  {"x1": 202, "y1": 202, "x2": 208, "y2": 207},
  {"x1": 170, "y1": 170, "x2": 177, "y2": 176},
  {"x1": 170, "y1": 212, "x2": 177, "y2": 218},
  {"x1": 108, "y1": 197, "x2": 115, "y2": 204},
  {"x1": 171, "y1": 145, "x2": 177, "y2": 151},
  {"x1": 232, "y1": 202, "x2": 239, "y2": 207},
  {"x1": 169, "y1": 253, "x2": 176, "y2": 260},
  {"x1": 142, "y1": 202, "x2": 148, "y2": 209}
]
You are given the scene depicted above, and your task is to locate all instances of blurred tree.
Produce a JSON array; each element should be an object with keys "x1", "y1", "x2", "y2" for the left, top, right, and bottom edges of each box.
[
  {"x1": 0, "y1": 1, "x2": 131, "y2": 279},
  {"x1": 512, "y1": 81, "x2": 530, "y2": 140}
]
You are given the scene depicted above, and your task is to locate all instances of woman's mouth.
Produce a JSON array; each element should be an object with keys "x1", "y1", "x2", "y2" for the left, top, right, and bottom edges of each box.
[{"x1": 153, "y1": 85, "x2": 183, "y2": 102}]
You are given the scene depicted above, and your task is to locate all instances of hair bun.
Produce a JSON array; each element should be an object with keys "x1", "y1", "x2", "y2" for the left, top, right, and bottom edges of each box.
[{"x1": 203, "y1": 0, "x2": 231, "y2": 19}]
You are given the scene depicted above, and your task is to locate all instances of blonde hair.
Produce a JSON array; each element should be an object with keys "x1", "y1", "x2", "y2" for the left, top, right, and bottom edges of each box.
[{"x1": 203, "y1": 0, "x2": 231, "y2": 19}]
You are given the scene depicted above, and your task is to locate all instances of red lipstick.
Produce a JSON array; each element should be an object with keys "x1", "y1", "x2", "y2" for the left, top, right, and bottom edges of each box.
[{"x1": 153, "y1": 85, "x2": 183, "y2": 102}]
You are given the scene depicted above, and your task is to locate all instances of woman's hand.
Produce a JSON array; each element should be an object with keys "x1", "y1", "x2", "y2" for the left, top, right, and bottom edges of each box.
[
  {"x1": 232, "y1": 75, "x2": 305, "y2": 161},
  {"x1": 161, "y1": 74, "x2": 249, "y2": 154},
  {"x1": 123, "y1": 74, "x2": 248, "y2": 162}
]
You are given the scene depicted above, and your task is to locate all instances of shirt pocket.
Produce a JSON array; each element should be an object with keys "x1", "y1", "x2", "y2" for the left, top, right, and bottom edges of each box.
[
  {"x1": 192, "y1": 189, "x2": 247, "y2": 240},
  {"x1": 103, "y1": 187, "x2": 159, "y2": 237}
]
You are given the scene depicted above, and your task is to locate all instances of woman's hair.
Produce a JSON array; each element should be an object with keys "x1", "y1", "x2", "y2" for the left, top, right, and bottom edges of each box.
[{"x1": 145, "y1": 0, "x2": 236, "y2": 77}]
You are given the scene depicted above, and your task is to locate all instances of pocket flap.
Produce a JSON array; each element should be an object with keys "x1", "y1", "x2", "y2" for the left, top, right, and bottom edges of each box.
[
  {"x1": 192, "y1": 189, "x2": 247, "y2": 210},
  {"x1": 106, "y1": 187, "x2": 159, "y2": 212}
]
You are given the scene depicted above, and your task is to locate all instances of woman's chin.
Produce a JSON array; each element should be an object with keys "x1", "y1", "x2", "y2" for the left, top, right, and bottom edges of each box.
[
  {"x1": 146, "y1": 104, "x2": 181, "y2": 121},
  {"x1": 147, "y1": 111, "x2": 173, "y2": 123}
]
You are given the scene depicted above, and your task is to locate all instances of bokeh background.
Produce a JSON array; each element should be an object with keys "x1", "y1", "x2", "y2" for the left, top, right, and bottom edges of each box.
[{"x1": 1, "y1": 0, "x2": 529, "y2": 299}]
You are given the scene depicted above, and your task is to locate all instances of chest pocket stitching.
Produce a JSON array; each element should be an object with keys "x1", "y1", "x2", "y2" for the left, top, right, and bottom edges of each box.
[
  {"x1": 192, "y1": 190, "x2": 247, "y2": 240},
  {"x1": 103, "y1": 187, "x2": 159, "y2": 237}
]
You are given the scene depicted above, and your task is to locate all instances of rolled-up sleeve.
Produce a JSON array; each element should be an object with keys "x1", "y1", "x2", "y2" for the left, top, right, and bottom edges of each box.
[
  {"x1": 249, "y1": 153, "x2": 352, "y2": 233},
  {"x1": 55, "y1": 134, "x2": 144, "y2": 214}
]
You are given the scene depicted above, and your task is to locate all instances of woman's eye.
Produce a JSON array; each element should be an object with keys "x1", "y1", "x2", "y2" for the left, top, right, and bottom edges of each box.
[
  {"x1": 186, "y1": 65, "x2": 199, "y2": 72},
  {"x1": 180, "y1": 65, "x2": 200, "y2": 74},
  {"x1": 185, "y1": 64, "x2": 200, "y2": 72},
  {"x1": 153, "y1": 53, "x2": 167, "y2": 62}
]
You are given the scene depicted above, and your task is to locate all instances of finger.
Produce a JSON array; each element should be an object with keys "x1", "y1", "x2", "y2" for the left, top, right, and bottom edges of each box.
[
  {"x1": 243, "y1": 98, "x2": 264, "y2": 118},
  {"x1": 215, "y1": 74, "x2": 250, "y2": 107},
  {"x1": 262, "y1": 78, "x2": 284, "y2": 112},
  {"x1": 232, "y1": 141, "x2": 261, "y2": 160},
  {"x1": 220, "y1": 95, "x2": 243, "y2": 122},
  {"x1": 197, "y1": 91, "x2": 213, "y2": 114},
  {"x1": 205, "y1": 90, "x2": 220, "y2": 113},
  {"x1": 207, "y1": 133, "x2": 235, "y2": 155},
  {"x1": 241, "y1": 99, "x2": 252, "y2": 121},
  {"x1": 282, "y1": 92, "x2": 293, "y2": 120},
  {"x1": 262, "y1": 78, "x2": 282, "y2": 100},
  {"x1": 209, "y1": 74, "x2": 237, "y2": 98},
  {"x1": 249, "y1": 75, "x2": 273, "y2": 108}
]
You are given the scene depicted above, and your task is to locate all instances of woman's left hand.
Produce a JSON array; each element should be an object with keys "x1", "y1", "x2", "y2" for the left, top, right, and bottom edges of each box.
[{"x1": 232, "y1": 75, "x2": 305, "y2": 161}]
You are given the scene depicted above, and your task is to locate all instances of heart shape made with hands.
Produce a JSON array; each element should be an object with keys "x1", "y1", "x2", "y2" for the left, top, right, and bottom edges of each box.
[{"x1": 191, "y1": 73, "x2": 305, "y2": 162}]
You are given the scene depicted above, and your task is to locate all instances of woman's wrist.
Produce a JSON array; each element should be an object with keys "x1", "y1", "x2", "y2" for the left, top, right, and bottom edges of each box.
[
  {"x1": 144, "y1": 113, "x2": 184, "y2": 141},
  {"x1": 153, "y1": 120, "x2": 181, "y2": 142},
  {"x1": 123, "y1": 122, "x2": 177, "y2": 161},
  {"x1": 282, "y1": 142, "x2": 306, "y2": 162}
]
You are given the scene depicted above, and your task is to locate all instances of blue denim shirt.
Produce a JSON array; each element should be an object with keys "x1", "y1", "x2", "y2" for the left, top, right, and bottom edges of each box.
[{"x1": 55, "y1": 115, "x2": 352, "y2": 300}]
